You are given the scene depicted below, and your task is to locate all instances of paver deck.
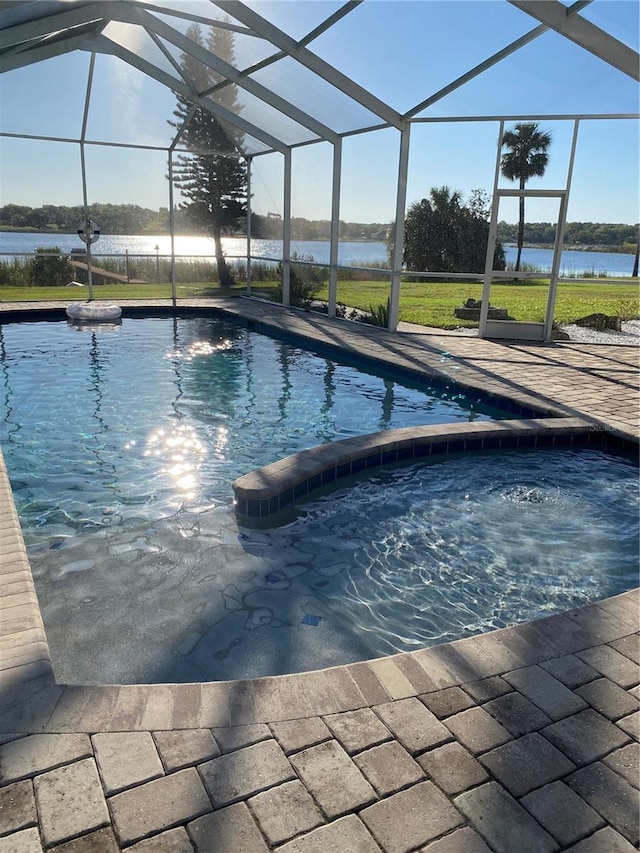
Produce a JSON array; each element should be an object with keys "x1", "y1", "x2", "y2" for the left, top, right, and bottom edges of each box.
[{"x1": 0, "y1": 298, "x2": 638, "y2": 852}]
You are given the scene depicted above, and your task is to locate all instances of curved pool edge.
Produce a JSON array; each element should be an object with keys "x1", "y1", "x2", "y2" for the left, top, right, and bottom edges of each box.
[
  {"x1": 0, "y1": 584, "x2": 637, "y2": 734},
  {"x1": 231, "y1": 416, "x2": 637, "y2": 519},
  {"x1": 0, "y1": 434, "x2": 637, "y2": 734}
]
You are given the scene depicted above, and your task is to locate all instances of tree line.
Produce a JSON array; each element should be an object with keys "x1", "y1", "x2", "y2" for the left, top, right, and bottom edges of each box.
[
  {"x1": 497, "y1": 220, "x2": 638, "y2": 248},
  {"x1": 0, "y1": 203, "x2": 389, "y2": 242},
  {"x1": 1, "y1": 203, "x2": 635, "y2": 250},
  {"x1": 0, "y1": 203, "x2": 168, "y2": 235}
]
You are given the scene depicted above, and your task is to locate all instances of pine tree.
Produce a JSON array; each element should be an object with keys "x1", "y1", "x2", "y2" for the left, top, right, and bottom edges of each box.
[{"x1": 170, "y1": 23, "x2": 247, "y2": 287}]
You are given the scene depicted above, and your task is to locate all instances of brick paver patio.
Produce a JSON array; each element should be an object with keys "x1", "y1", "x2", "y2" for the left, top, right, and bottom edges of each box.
[{"x1": 0, "y1": 299, "x2": 638, "y2": 852}]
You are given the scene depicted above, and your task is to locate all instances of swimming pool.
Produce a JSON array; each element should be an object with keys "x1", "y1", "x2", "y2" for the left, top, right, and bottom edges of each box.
[
  {"x1": 1, "y1": 316, "x2": 637, "y2": 683},
  {"x1": 0, "y1": 316, "x2": 507, "y2": 531}
]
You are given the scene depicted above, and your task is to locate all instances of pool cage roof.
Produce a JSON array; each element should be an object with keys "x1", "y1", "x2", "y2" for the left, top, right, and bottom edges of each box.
[
  {"x1": 0, "y1": 0, "x2": 638, "y2": 155},
  {"x1": 0, "y1": 1, "x2": 638, "y2": 340}
]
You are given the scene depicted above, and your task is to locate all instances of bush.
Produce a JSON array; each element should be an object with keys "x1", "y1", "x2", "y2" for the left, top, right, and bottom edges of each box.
[
  {"x1": 275, "y1": 252, "x2": 326, "y2": 308},
  {"x1": 359, "y1": 298, "x2": 390, "y2": 328},
  {"x1": 0, "y1": 258, "x2": 30, "y2": 287},
  {"x1": 30, "y1": 247, "x2": 74, "y2": 287}
]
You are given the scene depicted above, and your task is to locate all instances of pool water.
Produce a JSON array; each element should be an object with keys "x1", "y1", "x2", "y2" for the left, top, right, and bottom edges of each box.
[
  {"x1": 0, "y1": 318, "x2": 637, "y2": 684},
  {"x1": 0, "y1": 317, "x2": 502, "y2": 534}
]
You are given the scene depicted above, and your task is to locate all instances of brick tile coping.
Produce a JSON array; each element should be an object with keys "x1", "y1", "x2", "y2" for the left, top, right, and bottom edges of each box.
[
  {"x1": 232, "y1": 417, "x2": 637, "y2": 518},
  {"x1": 0, "y1": 446, "x2": 54, "y2": 691},
  {"x1": 0, "y1": 586, "x2": 637, "y2": 734}
]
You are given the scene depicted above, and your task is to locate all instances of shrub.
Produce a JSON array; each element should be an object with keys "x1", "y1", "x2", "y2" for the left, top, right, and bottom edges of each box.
[
  {"x1": 30, "y1": 247, "x2": 74, "y2": 287},
  {"x1": 275, "y1": 252, "x2": 326, "y2": 308},
  {"x1": 0, "y1": 258, "x2": 30, "y2": 287},
  {"x1": 360, "y1": 298, "x2": 390, "y2": 328}
]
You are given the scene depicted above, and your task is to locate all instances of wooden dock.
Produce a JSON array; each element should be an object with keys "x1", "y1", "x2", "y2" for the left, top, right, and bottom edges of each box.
[{"x1": 69, "y1": 260, "x2": 147, "y2": 284}]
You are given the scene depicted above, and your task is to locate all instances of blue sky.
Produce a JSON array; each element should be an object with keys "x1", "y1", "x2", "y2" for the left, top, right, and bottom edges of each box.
[{"x1": 0, "y1": 0, "x2": 638, "y2": 225}]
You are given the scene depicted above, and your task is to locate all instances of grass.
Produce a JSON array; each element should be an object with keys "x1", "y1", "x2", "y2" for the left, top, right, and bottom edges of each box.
[
  {"x1": 328, "y1": 279, "x2": 639, "y2": 328},
  {"x1": 0, "y1": 278, "x2": 637, "y2": 328}
]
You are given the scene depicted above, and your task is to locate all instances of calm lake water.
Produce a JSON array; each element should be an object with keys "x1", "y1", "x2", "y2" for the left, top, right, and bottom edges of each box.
[{"x1": 0, "y1": 231, "x2": 636, "y2": 277}]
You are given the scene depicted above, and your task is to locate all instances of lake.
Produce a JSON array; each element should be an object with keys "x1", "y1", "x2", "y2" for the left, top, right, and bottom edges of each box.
[{"x1": 0, "y1": 232, "x2": 636, "y2": 277}]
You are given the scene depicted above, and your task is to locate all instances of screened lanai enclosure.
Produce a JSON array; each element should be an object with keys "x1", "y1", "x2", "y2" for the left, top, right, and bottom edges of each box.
[{"x1": 0, "y1": 0, "x2": 638, "y2": 341}]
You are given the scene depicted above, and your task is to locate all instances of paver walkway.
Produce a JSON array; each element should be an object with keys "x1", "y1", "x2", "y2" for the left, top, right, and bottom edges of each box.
[{"x1": 0, "y1": 298, "x2": 638, "y2": 852}]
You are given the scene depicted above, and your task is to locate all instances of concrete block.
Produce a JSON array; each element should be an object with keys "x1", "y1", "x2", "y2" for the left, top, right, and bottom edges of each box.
[
  {"x1": 322, "y1": 666, "x2": 368, "y2": 711},
  {"x1": 107, "y1": 686, "x2": 150, "y2": 731},
  {"x1": 47, "y1": 827, "x2": 120, "y2": 852},
  {"x1": 483, "y1": 691, "x2": 553, "y2": 736},
  {"x1": 417, "y1": 741, "x2": 489, "y2": 795},
  {"x1": 455, "y1": 781, "x2": 558, "y2": 853},
  {"x1": 567, "y1": 761, "x2": 640, "y2": 845},
  {"x1": 92, "y1": 732, "x2": 164, "y2": 795},
  {"x1": 0, "y1": 734, "x2": 92, "y2": 784},
  {"x1": 393, "y1": 654, "x2": 440, "y2": 695},
  {"x1": 249, "y1": 780, "x2": 324, "y2": 846},
  {"x1": 575, "y1": 678, "x2": 639, "y2": 720},
  {"x1": 521, "y1": 781, "x2": 604, "y2": 847},
  {"x1": 479, "y1": 732, "x2": 576, "y2": 796},
  {"x1": 373, "y1": 697, "x2": 451, "y2": 755},
  {"x1": 269, "y1": 717, "x2": 331, "y2": 755},
  {"x1": 0, "y1": 827, "x2": 42, "y2": 853},
  {"x1": 34, "y1": 758, "x2": 109, "y2": 847},
  {"x1": 125, "y1": 827, "x2": 195, "y2": 852},
  {"x1": 421, "y1": 826, "x2": 492, "y2": 852},
  {"x1": 74, "y1": 687, "x2": 121, "y2": 733},
  {"x1": 275, "y1": 815, "x2": 381, "y2": 853},
  {"x1": 294, "y1": 671, "x2": 341, "y2": 716},
  {"x1": 152, "y1": 729, "x2": 220, "y2": 772},
  {"x1": 562, "y1": 826, "x2": 638, "y2": 852},
  {"x1": 540, "y1": 655, "x2": 600, "y2": 688},
  {"x1": 542, "y1": 708, "x2": 630, "y2": 766},
  {"x1": 289, "y1": 740, "x2": 376, "y2": 819},
  {"x1": 347, "y1": 663, "x2": 392, "y2": 705},
  {"x1": 503, "y1": 665, "x2": 588, "y2": 720},
  {"x1": 608, "y1": 635, "x2": 640, "y2": 666},
  {"x1": 187, "y1": 802, "x2": 269, "y2": 853},
  {"x1": 109, "y1": 768, "x2": 211, "y2": 846},
  {"x1": 462, "y1": 676, "x2": 512, "y2": 703},
  {"x1": 323, "y1": 708, "x2": 391, "y2": 755},
  {"x1": 198, "y1": 739, "x2": 294, "y2": 808},
  {"x1": 212, "y1": 723, "x2": 271, "y2": 754},
  {"x1": 366, "y1": 657, "x2": 416, "y2": 699},
  {"x1": 360, "y1": 781, "x2": 463, "y2": 853},
  {"x1": 353, "y1": 740, "x2": 424, "y2": 796},
  {"x1": 602, "y1": 742, "x2": 639, "y2": 789},
  {"x1": 576, "y1": 647, "x2": 639, "y2": 689},
  {"x1": 0, "y1": 779, "x2": 37, "y2": 836},
  {"x1": 444, "y1": 707, "x2": 511, "y2": 755},
  {"x1": 419, "y1": 686, "x2": 475, "y2": 719},
  {"x1": 169, "y1": 683, "x2": 201, "y2": 730},
  {"x1": 45, "y1": 687, "x2": 94, "y2": 733},
  {"x1": 617, "y1": 710, "x2": 640, "y2": 740}
]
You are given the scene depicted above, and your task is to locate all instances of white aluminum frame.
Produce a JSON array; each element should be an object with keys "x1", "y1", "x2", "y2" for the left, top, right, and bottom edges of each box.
[{"x1": 0, "y1": 0, "x2": 637, "y2": 339}]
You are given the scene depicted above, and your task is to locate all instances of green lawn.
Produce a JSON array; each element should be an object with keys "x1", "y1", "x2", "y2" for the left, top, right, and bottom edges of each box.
[
  {"x1": 1, "y1": 278, "x2": 637, "y2": 328},
  {"x1": 332, "y1": 279, "x2": 639, "y2": 328}
]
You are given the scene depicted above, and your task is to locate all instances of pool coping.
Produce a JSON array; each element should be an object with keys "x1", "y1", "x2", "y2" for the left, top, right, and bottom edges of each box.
[{"x1": 232, "y1": 416, "x2": 621, "y2": 518}]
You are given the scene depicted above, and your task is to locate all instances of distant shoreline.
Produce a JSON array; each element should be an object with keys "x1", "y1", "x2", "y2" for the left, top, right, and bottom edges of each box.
[
  {"x1": 1, "y1": 227, "x2": 633, "y2": 256},
  {"x1": 504, "y1": 242, "x2": 636, "y2": 257}
]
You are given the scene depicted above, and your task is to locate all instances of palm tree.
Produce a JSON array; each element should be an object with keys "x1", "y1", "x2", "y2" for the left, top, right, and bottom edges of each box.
[{"x1": 500, "y1": 123, "x2": 552, "y2": 272}]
